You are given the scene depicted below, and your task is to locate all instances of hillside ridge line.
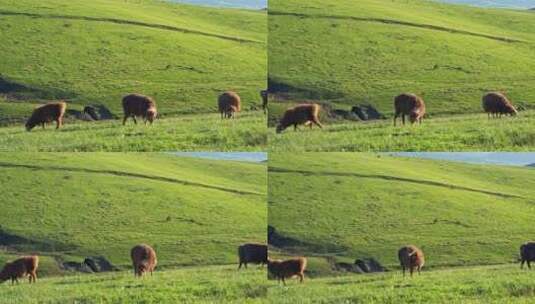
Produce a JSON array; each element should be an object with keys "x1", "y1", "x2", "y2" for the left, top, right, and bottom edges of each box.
[
  {"x1": 269, "y1": 166, "x2": 523, "y2": 199},
  {"x1": 269, "y1": 11, "x2": 524, "y2": 43},
  {"x1": 0, "y1": 162, "x2": 263, "y2": 196},
  {"x1": 0, "y1": 10, "x2": 260, "y2": 44}
]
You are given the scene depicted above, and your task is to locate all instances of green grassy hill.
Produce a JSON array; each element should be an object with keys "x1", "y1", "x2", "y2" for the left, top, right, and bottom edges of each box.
[
  {"x1": 0, "y1": 0, "x2": 266, "y2": 118},
  {"x1": 268, "y1": 0, "x2": 535, "y2": 150},
  {"x1": 0, "y1": 153, "x2": 266, "y2": 277},
  {"x1": 0, "y1": 0, "x2": 267, "y2": 151},
  {"x1": 268, "y1": 265, "x2": 535, "y2": 303},
  {"x1": 269, "y1": 0, "x2": 535, "y2": 115},
  {"x1": 0, "y1": 111, "x2": 266, "y2": 152},
  {"x1": 268, "y1": 153, "x2": 535, "y2": 274},
  {"x1": 1, "y1": 266, "x2": 267, "y2": 304}
]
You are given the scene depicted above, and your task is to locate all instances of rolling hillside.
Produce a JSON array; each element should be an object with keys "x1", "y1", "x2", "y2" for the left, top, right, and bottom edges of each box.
[
  {"x1": 267, "y1": 265, "x2": 535, "y2": 303},
  {"x1": 268, "y1": 0, "x2": 535, "y2": 150},
  {"x1": 268, "y1": 153, "x2": 535, "y2": 274},
  {"x1": 1, "y1": 266, "x2": 267, "y2": 304},
  {"x1": 269, "y1": 0, "x2": 535, "y2": 115},
  {"x1": 0, "y1": 0, "x2": 266, "y2": 120},
  {"x1": 0, "y1": 0, "x2": 267, "y2": 151},
  {"x1": 0, "y1": 153, "x2": 267, "y2": 277}
]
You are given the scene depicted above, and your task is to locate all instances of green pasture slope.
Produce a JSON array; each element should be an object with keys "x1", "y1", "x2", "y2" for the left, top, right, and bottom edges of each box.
[
  {"x1": 268, "y1": 153, "x2": 535, "y2": 302},
  {"x1": 0, "y1": 0, "x2": 266, "y2": 151},
  {"x1": 0, "y1": 111, "x2": 266, "y2": 152},
  {"x1": 0, "y1": 153, "x2": 267, "y2": 302},
  {"x1": 268, "y1": 0, "x2": 535, "y2": 151},
  {"x1": 1, "y1": 266, "x2": 267, "y2": 304},
  {"x1": 268, "y1": 265, "x2": 535, "y2": 303}
]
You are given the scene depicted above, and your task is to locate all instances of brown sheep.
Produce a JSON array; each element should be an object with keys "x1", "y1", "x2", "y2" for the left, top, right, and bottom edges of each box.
[
  {"x1": 25, "y1": 102, "x2": 66, "y2": 131},
  {"x1": 131, "y1": 244, "x2": 157, "y2": 277},
  {"x1": 122, "y1": 94, "x2": 157, "y2": 125},
  {"x1": 260, "y1": 90, "x2": 268, "y2": 114},
  {"x1": 267, "y1": 257, "x2": 307, "y2": 285},
  {"x1": 520, "y1": 242, "x2": 535, "y2": 269},
  {"x1": 276, "y1": 104, "x2": 322, "y2": 133},
  {"x1": 0, "y1": 256, "x2": 39, "y2": 284},
  {"x1": 398, "y1": 245, "x2": 425, "y2": 277},
  {"x1": 393, "y1": 93, "x2": 426, "y2": 126},
  {"x1": 482, "y1": 92, "x2": 517, "y2": 118},
  {"x1": 218, "y1": 91, "x2": 241, "y2": 119},
  {"x1": 238, "y1": 243, "x2": 268, "y2": 269}
]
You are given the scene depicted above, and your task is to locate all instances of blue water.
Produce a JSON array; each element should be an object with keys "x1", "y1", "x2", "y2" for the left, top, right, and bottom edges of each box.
[
  {"x1": 173, "y1": 152, "x2": 267, "y2": 163},
  {"x1": 167, "y1": 0, "x2": 266, "y2": 9},
  {"x1": 392, "y1": 153, "x2": 535, "y2": 167},
  {"x1": 436, "y1": 0, "x2": 535, "y2": 9}
]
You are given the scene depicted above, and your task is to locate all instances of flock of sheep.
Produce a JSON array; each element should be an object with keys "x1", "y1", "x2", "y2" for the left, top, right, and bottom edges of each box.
[
  {"x1": 23, "y1": 90, "x2": 270, "y2": 131},
  {"x1": 274, "y1": 91, "x2": 519, "y2": 133}
]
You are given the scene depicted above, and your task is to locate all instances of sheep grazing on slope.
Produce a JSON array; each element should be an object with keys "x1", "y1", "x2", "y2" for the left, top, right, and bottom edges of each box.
[
  {"x1": 482, "y1": 92, "x2": 517, "y2": 117},
  {"x1": 238, "y1": 243, "x2": 268, "y2": 269},
  {"x1": 122, "y1": 94, "x2": 157, "y2": 125},
  {"x1": 25, "y1": 102, "x2": 66, "y2": 131},
  {"x1": 520, "y1": 242, "x2": 535, "y2": 269},
  {"x1": 393, "y1": 93, "x2": 426, "y2": 126},
  {"x1": 276, "y1": 104, "x2": 322, "y2": 133},
  {"x1": 131, "y1": 244, "x2": 157, "y2": 277},
  {"x1": 218, "y1": 91, "x2": 241, "y2": 119},
  {"x1": 0, "y1": 256, "x2": 39, "y2": 284},
  {"x1": 267, "y1": 257, "x2": 307, "y2": 285},
  {"x1": 398, "y1": 245, "x2": 425, "y2": 277},
  {"x1": 260, "y1": 90, "x2": 268, "y2": 114}
]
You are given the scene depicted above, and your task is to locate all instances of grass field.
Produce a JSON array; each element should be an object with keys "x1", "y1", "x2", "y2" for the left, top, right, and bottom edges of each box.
[
  {"x1": 268, "y1": 265, "x2": 535, "y2": 303},
  {"x1": 269, "y1": 153, "x2": 535, "y2": 271},
  {"x1": 269, "y1": 110, "x2": 535, "y2": 151},
  {"x1": 267, "y1": 153, "x2": 535, "y2": 302},
  {"x1": 0, "y1": 111, "x2": 266, "y2": 151},
  {"x1": 0, "y1": 153, "x2": 266, "y2": 277},
  {"x1": 268, "y1": 0, "x2": 535, "y2": 150},
  {"x1": 0, "y1": 266, "x2": 267, "y2": 304},
  {"x1": 0, "y1": 0, "x2": 266, "y2": 150}
]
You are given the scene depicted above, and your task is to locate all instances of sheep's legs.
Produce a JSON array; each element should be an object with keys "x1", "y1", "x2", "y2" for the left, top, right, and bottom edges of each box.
[
  {"x1": 312, "y1": 119, "x2": 323, "y2": 129},
  {"x1": 123, "y1": 116, "x2": 128, "y2": 125},
  {"x1": 132, "y1": 116, "x2": 137, "y2": 124},
  {"x1": 528, "y1": 261, "x2": 532, "y2": 269},
  {"x1": 402, "y1": 114, "x2": 406, "y2": 125},
  {"x1": 298, "y1": 273, "x2": 304, "y2": 283}
]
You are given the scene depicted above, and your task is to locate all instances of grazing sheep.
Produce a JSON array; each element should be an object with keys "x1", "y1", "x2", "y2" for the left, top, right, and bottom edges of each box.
[
  {"x1": 520, "y1": 242, "x2": 535, "y2": 269},
  {"x1": 276, "y1": 104, "x2": 322, "y2": 133},
  {"x1": 218, "y1": 91, "x2": 241, "y2": 119},
  {"x1": 238, "y1": 243, "x2": 268, "y2": 269},
  {"x1": 25, "y1": 102, "x2": 66, "y2": 131},
  {"x1": 122, "y1": 94, "x2": 157, "y2": 125},
  {"x1": 260, "y1": 90, "x2": 268, "y2": 114},
  {"x1": 131, "y1": 244, "x2": 157, "y2": 277},
  {"x1": 83, "y1": 106, "x2": 99, "y2": 121},
  {"x1": 482, "y1": 92, "x2": 517, "y2": 118},
  {"x1": 393, "y1": 93, "x2": 426, "y2": 126},
  {"x1": 0, "y1": 256, "x2": 39, "y2": 284},
  {"x1": 398, "y1": 245, "x2": 425, "y2": 277},
  {"x1": 267, "y1": 257, "x2": 307, "y2": 285}
]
